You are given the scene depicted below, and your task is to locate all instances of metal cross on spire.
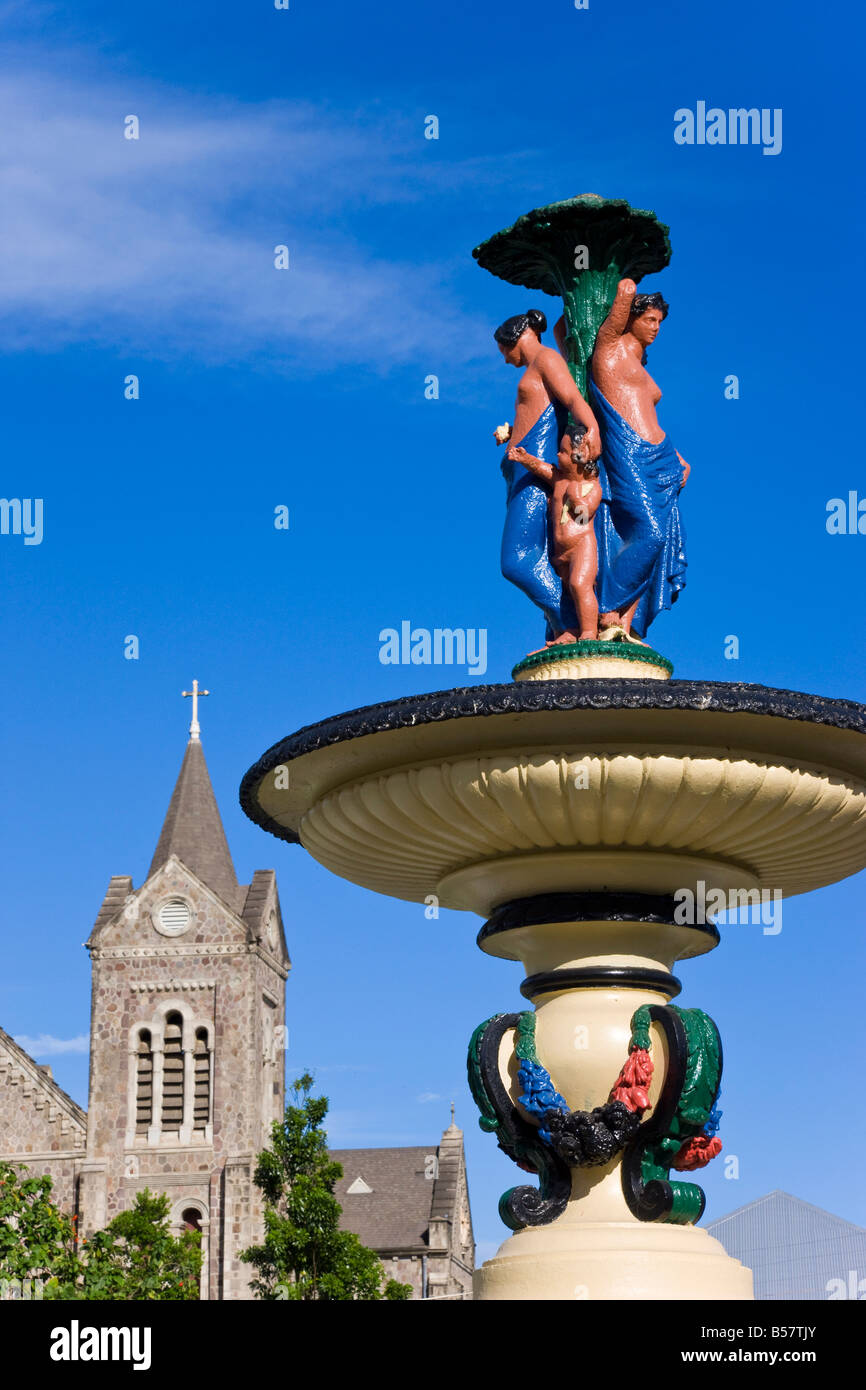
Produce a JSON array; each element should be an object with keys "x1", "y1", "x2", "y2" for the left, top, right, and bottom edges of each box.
[{"x1": 182, "y1": 679, "x2": 210, "y2": 742}]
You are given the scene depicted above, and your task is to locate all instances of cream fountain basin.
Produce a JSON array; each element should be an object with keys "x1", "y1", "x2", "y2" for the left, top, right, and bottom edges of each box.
[
  {"x1": 240, "y1": 678, "x2": 866, "y2": 1301},
  {"x1": 240, "y1": 680, "x2": 866, "y2": 917}
]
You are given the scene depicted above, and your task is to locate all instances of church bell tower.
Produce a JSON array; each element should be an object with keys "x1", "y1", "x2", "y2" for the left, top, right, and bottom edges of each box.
[{"x1": 81, "y1": 683, "x2": 289, "y2": 1299}]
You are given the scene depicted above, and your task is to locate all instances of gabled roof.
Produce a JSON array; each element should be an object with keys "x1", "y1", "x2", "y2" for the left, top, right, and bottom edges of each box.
[
  {"x1": 332, "y1": 1124, "x2": 470, "y2": 1255},
  {"x1": 147, "y1": 739, "x2": 239, "y2": 909},
  {"x1": 331, "y1": 1146, "x2": 436, "y2": 1251}
]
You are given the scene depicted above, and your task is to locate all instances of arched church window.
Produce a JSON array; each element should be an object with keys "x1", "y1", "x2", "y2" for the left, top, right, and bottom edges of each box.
[
  {"x1": 182, "y1": 1207, "x2": 203, "y2": 1233},
  {"x1": 161, "y1": 1012, "x2": 185, "y2": 1132},
  {"x1": 135, "y1": 1029, "x2": 153, "y2": 1135},
  {"x1": 193, "y1": 1028, "x2": 210, "y2": 1130}
]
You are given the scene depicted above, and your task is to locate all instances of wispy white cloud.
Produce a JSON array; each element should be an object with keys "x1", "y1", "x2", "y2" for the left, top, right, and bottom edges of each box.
[
  {"x1": 14, "y1": 1032, "x2": 89, "y2": 1056},
  {"x1": 312, "y1": 1063, "x2": 378, "y2": 1074},
  {"x1": 0, "y1": 52, "x2": 510, "y2": 371},
  {"x1": 416, "y1": 1091, "x2": 443, "y2": 1104}
]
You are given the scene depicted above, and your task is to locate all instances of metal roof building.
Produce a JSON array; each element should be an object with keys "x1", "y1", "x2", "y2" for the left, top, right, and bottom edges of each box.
[{"x1": 707, "y1": 1190, "x2": 866, "y2": 1300}]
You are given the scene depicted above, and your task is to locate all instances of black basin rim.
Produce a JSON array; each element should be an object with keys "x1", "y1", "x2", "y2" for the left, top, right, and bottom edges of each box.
[{"x1": 239, "y1": 679, "x2": 866, "y2": 846}]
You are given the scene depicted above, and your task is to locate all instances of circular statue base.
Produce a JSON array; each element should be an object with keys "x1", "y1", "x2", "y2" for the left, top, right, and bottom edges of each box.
[{"x1": 513, "y1": 640, "x2": 673, "y2": 683}]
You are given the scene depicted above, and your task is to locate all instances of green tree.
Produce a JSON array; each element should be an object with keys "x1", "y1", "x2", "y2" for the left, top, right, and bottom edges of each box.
[
  {"x1": 240, "y1": 1073, "x2": 412, "y2": 1301},
  {"x1": 0, "y1": 1161, "x2": 78, "y2": 1295},
  {"x1": 60, "y1": 1190, "x2": 201, "y2": 1301},
  {"x1": 0, "y1": 1165, "x2": 201, "y2": 1301}
]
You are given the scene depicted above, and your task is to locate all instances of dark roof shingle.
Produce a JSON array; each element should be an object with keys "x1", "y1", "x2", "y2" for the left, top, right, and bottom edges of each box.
[
  {"x1": 331, "y1": 1146, "x2": 436, "y2": 1251},
  {"x1": 147, "y1": 739, "x2": 240, "y2": 909}
]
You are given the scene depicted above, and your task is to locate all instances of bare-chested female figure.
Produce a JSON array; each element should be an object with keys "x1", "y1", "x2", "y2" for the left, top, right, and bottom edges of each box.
[
  {"x1": 583, "y1": 279, "x2": 689, "y2": 641},
  {"x1": 493, "y1": 309, "x2": 601, "y2": 640}
]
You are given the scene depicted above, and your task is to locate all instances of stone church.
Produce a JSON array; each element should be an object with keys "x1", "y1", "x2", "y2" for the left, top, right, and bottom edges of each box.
[
  {"x1": 0, "y1": 697, "x2": 474, "y2": 1299},
  {"x1": 333, "y1": 1113, "x2": 475, "y2": 1299}
]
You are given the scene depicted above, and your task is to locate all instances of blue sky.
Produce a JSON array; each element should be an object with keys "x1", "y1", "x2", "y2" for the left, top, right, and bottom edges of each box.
[{"x1": 1, "y1": 0, "x2": 865, "y2": 1263}]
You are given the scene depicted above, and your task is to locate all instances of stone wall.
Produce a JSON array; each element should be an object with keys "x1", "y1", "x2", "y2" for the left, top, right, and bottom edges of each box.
[
  {"x1": 82, "y1": 858, "x2": 287, "y2": 1299},
  {"x1": 0, "y1": 1027, "x2": 86, "y2": 1214}
]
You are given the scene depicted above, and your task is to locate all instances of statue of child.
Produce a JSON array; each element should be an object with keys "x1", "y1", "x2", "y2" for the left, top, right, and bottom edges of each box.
[{"x1": 507, "y1": 425, "x2": 602, "y2": 644}]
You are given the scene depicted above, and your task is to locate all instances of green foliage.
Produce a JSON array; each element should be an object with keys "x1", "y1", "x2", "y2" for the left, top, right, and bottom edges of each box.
[
  {"x1": 0, "y1": 1165, "x2": 200, "y2": 1301},
  {"x1": 60, "y1": 1190, "x2": 201, "y2": 1301},
  {"x1": 0, "y1": 1161, "x2": 78, "y2": 1293},
  {"x1": 241, "y1": 1073, "x2": 412, "y2": 1301}
]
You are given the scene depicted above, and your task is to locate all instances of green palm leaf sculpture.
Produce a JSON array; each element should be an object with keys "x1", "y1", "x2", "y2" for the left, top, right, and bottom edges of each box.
[{"x1": 473, "y1": 193, "x2": 671, "y2": 395}]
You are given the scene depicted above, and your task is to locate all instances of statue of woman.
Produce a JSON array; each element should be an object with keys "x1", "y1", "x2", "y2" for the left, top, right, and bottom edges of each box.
[
  {"x1": 582, "y1": 281, "x2": 688, "y2": 642},
  {"x1": 494, "y1": 309, "x2": 602, "y2": 641}
]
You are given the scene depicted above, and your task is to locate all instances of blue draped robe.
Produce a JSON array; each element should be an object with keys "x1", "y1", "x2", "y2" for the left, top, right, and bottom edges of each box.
[
  {"x1": 590, "y1": 380, "x2": 687, "y2": 638},
  {"x1": 500, "y1": 402, "x2": 578, "y2": 637}
]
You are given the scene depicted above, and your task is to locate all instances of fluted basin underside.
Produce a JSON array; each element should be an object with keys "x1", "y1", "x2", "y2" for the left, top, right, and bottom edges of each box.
[{"x1": 240, "y1": 681, "x2": 866, "y2": 915}]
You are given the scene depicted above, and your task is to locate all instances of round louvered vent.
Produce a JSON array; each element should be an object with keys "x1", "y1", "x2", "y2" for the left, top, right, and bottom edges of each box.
[{"x1": 155, "y1": 898, "x2": 192, "y2": 937}]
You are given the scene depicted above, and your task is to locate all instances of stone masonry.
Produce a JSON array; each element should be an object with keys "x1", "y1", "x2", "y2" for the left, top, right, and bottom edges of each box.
[
  {"x1": 0, "y1": 726, "x2": 475, "y2": 1300},
  {"x1": 0, "y1": 734, "x2": 289, "y2": 1300}
]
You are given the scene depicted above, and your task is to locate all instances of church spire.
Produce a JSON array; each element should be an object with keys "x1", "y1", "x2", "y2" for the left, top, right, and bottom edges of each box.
[{"x1": 146, "y1": 682, "x2": 239, "y2": 908}]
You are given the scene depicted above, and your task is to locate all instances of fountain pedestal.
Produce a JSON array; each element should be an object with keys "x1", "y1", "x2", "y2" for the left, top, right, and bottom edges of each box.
[
  {"x1": 240, "y1": 680, "x2": 866, "y2": 1301},
  {"x1": 471, "y1": 896, "x2": 750, "y2": 1299}
]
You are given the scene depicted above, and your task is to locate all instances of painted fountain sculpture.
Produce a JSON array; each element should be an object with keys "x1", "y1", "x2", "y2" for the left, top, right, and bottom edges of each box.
[{"x1": 241, "y1": 197, "x2": 866, "y2": 1300}]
